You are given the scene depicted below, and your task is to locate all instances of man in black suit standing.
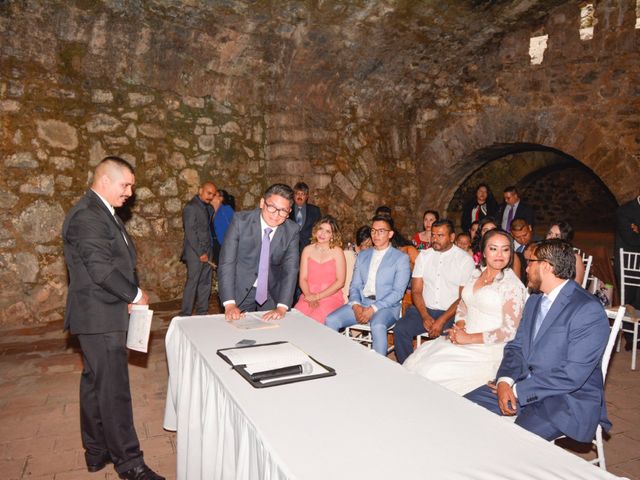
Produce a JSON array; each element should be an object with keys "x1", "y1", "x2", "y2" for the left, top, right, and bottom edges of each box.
[
  {"x1": 219, "y1": 183, "x2": 300, "y2": 321},
  {"x1": 615, "y1": 195, "x2": 640, "y2": 348},
  {"x1": 499, "y1": 186, "x2": 535, "y2": 232},
  {"x1": 289, "y1": 181, "x2": 321, "y2": 251},
  {"x1": 179, "y1": 181, "x2": 217, "y2": 316},
  {"x1": 62, "y1": 157, "x2": 163, "y2": 479}
]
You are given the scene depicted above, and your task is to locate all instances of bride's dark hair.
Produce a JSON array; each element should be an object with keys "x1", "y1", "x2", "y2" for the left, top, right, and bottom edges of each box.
[{"x1": 478, "y1": 228, "x2": 515, "y2": 280}]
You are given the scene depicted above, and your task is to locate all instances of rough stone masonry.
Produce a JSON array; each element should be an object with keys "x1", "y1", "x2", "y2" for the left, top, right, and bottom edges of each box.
[{"x1": 1, "y1": 0, "x2": 638, "y2": 325}]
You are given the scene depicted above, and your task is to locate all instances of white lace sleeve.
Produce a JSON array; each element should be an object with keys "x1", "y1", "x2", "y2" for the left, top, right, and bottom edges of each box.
[
  {"x1": 482, "y1": 270, "x2": 527, "y2": 345},
  {"x1": 455, "y1": 278, "x2": 474, "y2": 326}
]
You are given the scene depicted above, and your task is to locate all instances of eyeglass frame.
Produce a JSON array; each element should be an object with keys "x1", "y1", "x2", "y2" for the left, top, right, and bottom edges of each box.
[
  {"x1": 263, "y1": 201, "x2": 291, "y2": 218},
  {"x1": 370, "y1": 228, "x2": 391, "y2": 235}
]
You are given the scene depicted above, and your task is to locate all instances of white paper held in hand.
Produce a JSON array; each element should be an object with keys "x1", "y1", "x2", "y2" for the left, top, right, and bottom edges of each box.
[{"x1": 127, "y1": 304, "x2": 153, "y2": 353}]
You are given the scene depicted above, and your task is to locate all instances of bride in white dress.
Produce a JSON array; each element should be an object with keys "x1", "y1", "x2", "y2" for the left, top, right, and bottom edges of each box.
[{"x1": 404, "y1": 229, "x2": 527, "y2": 395}]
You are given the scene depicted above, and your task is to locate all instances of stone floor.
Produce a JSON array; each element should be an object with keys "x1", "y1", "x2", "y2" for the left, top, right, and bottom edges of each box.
[{"x1": 1, "y1": 299, "x2": 640, "y2": 479}]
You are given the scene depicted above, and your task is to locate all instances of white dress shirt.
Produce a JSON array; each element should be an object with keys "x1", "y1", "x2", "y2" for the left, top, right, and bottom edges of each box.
[
  {"x1": 91, "y1": 189, "x2": 142, "y2": 303},
  {"x1": 362, "y1": 246, "x2": 390, "y2": 298},
  {"x1": 412, "y1": 245, "x2": 475, "y2": 310}
]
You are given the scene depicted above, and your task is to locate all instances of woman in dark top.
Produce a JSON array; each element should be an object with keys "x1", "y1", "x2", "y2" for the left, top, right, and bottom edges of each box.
[{"x1": 461, "y1": 183, "x2": 499, "y2": 233}]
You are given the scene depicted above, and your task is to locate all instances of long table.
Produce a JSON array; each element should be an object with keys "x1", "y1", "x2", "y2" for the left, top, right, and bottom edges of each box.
[{"x1": 163, "y1": 311, "x2": 620, "y2": 479}]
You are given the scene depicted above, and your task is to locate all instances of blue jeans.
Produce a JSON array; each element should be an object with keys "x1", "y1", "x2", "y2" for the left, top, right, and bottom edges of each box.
[
  {"x1": 393, "y1": 306, "x2": 451, "y2": 364},
  {"x1": 326, "y1": 299, "x2": 399, "y2": 355}
]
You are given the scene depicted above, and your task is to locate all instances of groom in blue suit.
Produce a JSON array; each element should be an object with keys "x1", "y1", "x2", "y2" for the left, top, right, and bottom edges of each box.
[
  {"x1": 326, "y1": 215, "x2": 411, "y2": 355},
  {"x1": 465, "y1": 239, "x2": 610, "y2": 442}
]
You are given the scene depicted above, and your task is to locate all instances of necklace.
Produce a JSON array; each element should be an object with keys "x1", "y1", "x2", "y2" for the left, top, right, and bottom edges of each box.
[
  {"x1": 482, "y1": 272, "x2": 497, "y2": 284},
  {"x1": 315, "y1": 244, "x2": 331, "y2": 252}
]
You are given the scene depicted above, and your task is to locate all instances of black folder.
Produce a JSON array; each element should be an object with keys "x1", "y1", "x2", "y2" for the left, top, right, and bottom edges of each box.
[{"x1": 217, "y1": 341, "x2": 336, "y2": 388}]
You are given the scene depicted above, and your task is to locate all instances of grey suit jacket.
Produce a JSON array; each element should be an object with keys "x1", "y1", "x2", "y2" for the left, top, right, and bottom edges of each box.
[
  {"x1": 218, "y1": 208, "x2": 300, "y2": 308},
  {"x1": 182, "y1": 195, "x2": 213, "y2": 260},
  {"x1": 62, "y1": 190, "x2": 139, "y2": 334}
]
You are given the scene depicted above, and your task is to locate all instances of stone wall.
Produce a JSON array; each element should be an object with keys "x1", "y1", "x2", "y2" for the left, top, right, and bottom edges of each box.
[
  {"x1": 0, "y1": 1, "x2": 274, "y2": 325},
  {"x1": 411, "y1": 1, "x2": 639, "y2": 221},
  {"x1": 1, "y1": 0, "x2": 638, "y2": 325}
]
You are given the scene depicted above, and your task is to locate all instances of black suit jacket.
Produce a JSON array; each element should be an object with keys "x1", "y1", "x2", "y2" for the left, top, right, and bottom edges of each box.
[
  {"x1": 289, "y1": 203, "x2": 321, "y2": 251},
  {"x1": 62, "y1": 190, "x2": 139, "y2": 334},
  {"x1": 460, "y1": 199, "x2": 499, "y2": 233},
  {"x1": 615, "y1": 197, "x2": 640, "y2": 253},
  {"x1": 218, "y1": 208, "x2": 300, "y2": 308},
  {"x1": 499, "y1": 201, "x2": 535, "y2": 229},
  {"x1": 182, "y1": 195, "x2": 213, "y2": 260}
]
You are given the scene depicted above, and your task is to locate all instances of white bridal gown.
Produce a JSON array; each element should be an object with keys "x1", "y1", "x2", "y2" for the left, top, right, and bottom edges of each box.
[{"x1": 404, "y1": 268, "x2": 527, "y2": 395}]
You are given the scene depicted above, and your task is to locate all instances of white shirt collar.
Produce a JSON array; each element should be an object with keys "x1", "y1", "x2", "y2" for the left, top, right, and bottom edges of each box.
[
  {"x1": 259, "y1": 213, "x2": 279, "y2": 236},
  {"x1": 91, "y1": 189, "x2": 115, "y2": 216},
  {"x1": 545, "y1": 279, "x2": 569, "y2": 304},
  {"x1": 372, "y1": 245, "x2": 390, "y2": 255}
]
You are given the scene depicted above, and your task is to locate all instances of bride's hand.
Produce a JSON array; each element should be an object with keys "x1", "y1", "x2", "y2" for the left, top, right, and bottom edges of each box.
[{"x1": 453, "y1": 327, "x2": 473, "y2": 345}]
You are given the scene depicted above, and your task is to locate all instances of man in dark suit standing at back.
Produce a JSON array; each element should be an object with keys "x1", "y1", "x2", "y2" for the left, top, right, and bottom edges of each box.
[
  {"x1": 179, "y1": 181, "x2": 217, "y2": 316},
  {"x1": 62, "y1": 156, "x2": 163, "y2": 479},
  {"x1": 615, "y1": 194, "x2": 640, "y2": 348},
  {"x1": 219, "y1": 183, "x2": 300, "y2": 321},
  {"x1": 289, "y1": 181, "x2": 321, "y2": 251},
  {"x1": 499, "y1": 186, "x2": 535, "y2": 232}
]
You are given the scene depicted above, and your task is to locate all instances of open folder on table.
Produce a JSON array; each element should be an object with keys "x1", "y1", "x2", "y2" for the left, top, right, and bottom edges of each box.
[{"x1": 217, "y1": 341, "x2": 336, "y2": 388}]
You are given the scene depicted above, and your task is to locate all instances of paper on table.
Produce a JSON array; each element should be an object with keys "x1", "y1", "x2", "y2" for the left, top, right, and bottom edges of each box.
[
  {"x1": 127, "y1": 305, "x2": 153, "y2": 353},
  {"x1": 223, "y1": 342, "x2": 328, "y2": 378},
  {"x1": 231, "y1": 312, "x2": 280, "y2": 330}
]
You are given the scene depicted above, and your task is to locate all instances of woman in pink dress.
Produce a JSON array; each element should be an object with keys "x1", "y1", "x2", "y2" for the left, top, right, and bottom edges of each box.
[{"x1": 294, "y1": 216, "x2": 346, "y2": 324}]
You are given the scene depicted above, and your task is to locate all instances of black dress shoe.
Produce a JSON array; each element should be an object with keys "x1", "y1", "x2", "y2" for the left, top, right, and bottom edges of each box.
[
  {"x1": 87, "y1": 459, "x2": 108, "y2": 473},
  {"x1": 87, "y1": 455, "x2": 111, "y2": 473},
  {"x1": 119, "y1": 464, "x2": 165, "y2": 480}
]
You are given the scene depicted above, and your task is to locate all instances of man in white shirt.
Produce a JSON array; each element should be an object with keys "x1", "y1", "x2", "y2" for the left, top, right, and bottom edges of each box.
[
  {"x1": 326, "y1": 215, "x2": 411, "y2": 355},
  {"x1": 465, "y1": 239, "x2": 610, "y2": 442},
  {"x1": 394, "y1": 219, "x2": 475, "y2": 364}
]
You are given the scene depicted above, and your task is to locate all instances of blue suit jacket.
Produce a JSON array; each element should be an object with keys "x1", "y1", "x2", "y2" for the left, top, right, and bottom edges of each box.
[
  {"x1": 214, "y1": 204, "x2": 234, "y2": 245},
  {"x1": 497, "y1": 280, "x2": 610, "y2": 442},
  {"x1": 348, "y1": 247, "x2": 411, "y2": 315}
]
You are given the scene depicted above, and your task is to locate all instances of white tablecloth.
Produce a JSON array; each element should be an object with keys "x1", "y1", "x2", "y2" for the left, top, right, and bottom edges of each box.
[{"x1": 164, "y1": 310, "x2": 620, "y2": 480}]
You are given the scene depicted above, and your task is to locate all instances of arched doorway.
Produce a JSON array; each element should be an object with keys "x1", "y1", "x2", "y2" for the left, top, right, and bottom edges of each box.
[{"x1": 446, "y1": 143, "x2": 617, "y2": 249}]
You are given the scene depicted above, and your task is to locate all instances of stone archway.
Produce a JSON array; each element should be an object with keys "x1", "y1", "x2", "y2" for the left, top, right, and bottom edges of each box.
[
  {"x1": 415, "y1": 105, "x2": 639, "y2": 216},
  {"x1": 446, "y1": 147, "x2": 619, "y2": 231}
]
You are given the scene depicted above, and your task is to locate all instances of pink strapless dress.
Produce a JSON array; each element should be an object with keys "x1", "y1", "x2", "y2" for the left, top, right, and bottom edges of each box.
[{"x1": 294, "y1": 258, "x2": 345, "y2": 324}]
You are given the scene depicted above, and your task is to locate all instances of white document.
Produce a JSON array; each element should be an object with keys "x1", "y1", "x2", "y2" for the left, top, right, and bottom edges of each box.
[
  {"x1": 223, "y1": 342, "x2": 328, "y2": 378},
  {"x1": 127, "y1": 305, "x2": 153, "y2": 353},
  {"x1": 231, "y1": 312, "x2": 280, "y2": 330}
]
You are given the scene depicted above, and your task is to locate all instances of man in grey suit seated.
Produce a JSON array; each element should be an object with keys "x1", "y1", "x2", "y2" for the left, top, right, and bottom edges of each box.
[
  {"x1": 219, "y1": 183, "x2": 300, "y2": 321},
  {"x1": 326, "y1": 215, "x2": 411, "y2": 355},
  {"x1": 179, "y1": 181, "x2": 217, "y2": 316}
]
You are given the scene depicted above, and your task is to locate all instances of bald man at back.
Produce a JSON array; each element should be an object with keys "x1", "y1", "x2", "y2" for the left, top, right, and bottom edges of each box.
[
  {"x1": 179, "y1": 181, "x2": 217, "y2": 316},
  {"x1": 62, "y1": 156, "x2": 163, "y2": 479}
]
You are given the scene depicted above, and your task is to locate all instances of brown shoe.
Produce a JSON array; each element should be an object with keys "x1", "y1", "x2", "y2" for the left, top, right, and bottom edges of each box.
[{"x1": 118, "y1": 464, "x2": 165, "y2": 480}]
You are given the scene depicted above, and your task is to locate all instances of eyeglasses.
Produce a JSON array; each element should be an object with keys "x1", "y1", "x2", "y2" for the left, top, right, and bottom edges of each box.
[
  {"x1": 264, "y1": 202, "x2": 291, "y2": 218},
  {"x1": 525, "y1": 259, "x2": 544, "y2": 266},
  {"x1": 370, "y1": 228, "x2": 391, "y2": 235}
]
